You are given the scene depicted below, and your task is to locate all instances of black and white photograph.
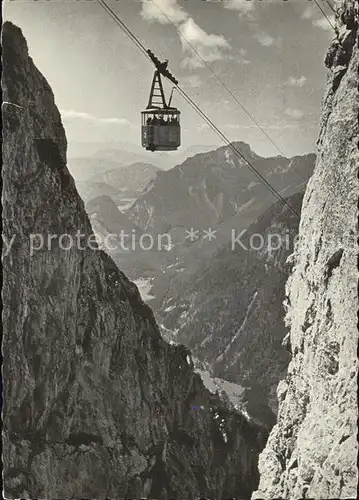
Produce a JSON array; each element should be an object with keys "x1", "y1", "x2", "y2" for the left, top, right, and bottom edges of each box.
[{"x1": 2, "y1": 0, "x2": 358, "y2": 498}]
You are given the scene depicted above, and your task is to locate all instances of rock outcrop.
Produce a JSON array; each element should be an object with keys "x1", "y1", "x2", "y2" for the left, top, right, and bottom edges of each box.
[
  {"x1": 2, "y1": 21, "x2": 263, "y2": 500},
  {"x1": 86, "y1": 194, "x2": 141, "y2": 235},
  {"x1": 253, "y1": 2, "x2": 358, "y2": 498}
]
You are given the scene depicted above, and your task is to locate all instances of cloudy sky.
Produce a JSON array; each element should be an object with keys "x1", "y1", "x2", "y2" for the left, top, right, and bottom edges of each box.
[{"x1": 4, "y1": 0, "x2": 335, "y2": 157}]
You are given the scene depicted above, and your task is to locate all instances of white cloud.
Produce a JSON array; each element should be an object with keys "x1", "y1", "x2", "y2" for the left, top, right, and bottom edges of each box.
[
  {"x1": 182, "y1": 75, "x2": 203, "y2": 88},
  {"x1": 301, "y1": 6, "x2": 335, "y2": 31},
  {"x1": 301, "y1": 6, "x2": 315, "y2": 20},
  {"x1": 179, "y1": 18, "x2": 231, "y2": 69},
  {"x1": 267, "y1": 123, "x2": 297, "y2": 130},
  {"x1": 60, "y1": 109, "x2": 131, "y2": 126},
  {"x1": 284, "y1": 108, "x2": 305, "y2": 120},
  {"x1": 285, "y1": 76, "x2": 308, "y2": 87},
  {"x1": 140, "y1": 0, "x2": 187, "y2": 25},
  {"x1": 254, "y1": 32, "x2": 282, "y2": 48},
  {"x1": 197, "y1": 123, "x2": 210, "y2": 132},
  {"x1": 224, "y1": 124, "x2": 247, "y2": 130},
  {"x1": 224, "y1": 0, "x2": 255, "y2": 17},
  {"x1": 237, "y1": 47, "x2": 250, "y2": 64},
  {"x1": 313, "y1": 16, "x2": 335, "y2": 31},
  {"x1": 224, "y1": 123, "x2": 297, "y2": 131},
  {"x1": 223, "y1": 2, "x2": 281, "y2": 51},
  {"x1": 140, "y1": 0, "x2": 231, "y2": 69}
]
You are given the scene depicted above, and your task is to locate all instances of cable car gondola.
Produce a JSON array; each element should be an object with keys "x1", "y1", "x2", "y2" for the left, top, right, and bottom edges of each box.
[{"x1": 141, "y1": 50, "x2": 181, "y2": 152}]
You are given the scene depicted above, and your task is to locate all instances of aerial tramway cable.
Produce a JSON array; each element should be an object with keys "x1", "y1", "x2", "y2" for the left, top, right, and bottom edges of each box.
[
  {"x1": 175, "y1": 86, "x2": 300, "y2": 217},
  {"x1": 96, "y1": 0, "x2": 300, "y2": 218},
  {"x1": 97, "y1": 0, "x2": 149, "y2": 55},
  {"x1": 313, "y1": 0, "x2": 336, "y2": 31},
  {"x1": 325, "y1": 1, "x2": 336, "y2": 14},
  {"x1": 151, "y1": 0, "x2": 289, "y2": 159},
  {"x1": 150, "y1": 0, "x2": 311, "y2": 184}
]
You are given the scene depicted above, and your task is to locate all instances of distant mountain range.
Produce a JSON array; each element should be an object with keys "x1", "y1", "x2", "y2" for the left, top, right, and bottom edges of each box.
[
  {"x1": 67, "y1": 157, "x2": 125, "y2": 182},
  {"x1": 67, "y1": 141, "x2": 218, "y2": 172},
  {"x1": 127, "y1": 142, "x2": 314, "y2": 237},
  {"x1": 71, "y1": 161, "x2": 161, "y2": 209},
  {"x1": 85, "y1": 194, "x2": 168, "y2": 280}
]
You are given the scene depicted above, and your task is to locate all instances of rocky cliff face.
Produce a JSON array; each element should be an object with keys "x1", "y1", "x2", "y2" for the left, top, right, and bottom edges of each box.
[
  {"x1": 253, "y1": 2, "x2": 358, "y2": 498},
  {"x1": 2, "y1": 21, "x2": 263, "y2": 500}
]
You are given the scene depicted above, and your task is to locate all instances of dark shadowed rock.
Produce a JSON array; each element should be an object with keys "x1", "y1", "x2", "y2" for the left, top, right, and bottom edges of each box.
[
  {"x1": 2, "y1": 21, "x2": 263, "y2": 500},
  {"x1": 86, "y1": 194, "x2": 141, "y2": 234},
  {"x1": 253, "y1": 2, "x2": 358, "y2": 498}
]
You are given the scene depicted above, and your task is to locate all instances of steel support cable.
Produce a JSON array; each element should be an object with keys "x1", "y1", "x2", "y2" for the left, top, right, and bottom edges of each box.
[
  {"x1": 151, "y1": 0, "x2": 288, "y2": 159},
  {"x1": 175, "y1": 86, "x2": 300, "y2": 217},
  {"x1": 97, "y1": 0, "x2": 149, "y2": 56},
  {"x1": 313, "y1": 0, "x2": 336, "y2": 31},
  {"x1": 150, "y1": 0, "x2": 311, "y2": 185},
  {"x1": 325, "y1": 1, "x2": 336, "y2": 14}
]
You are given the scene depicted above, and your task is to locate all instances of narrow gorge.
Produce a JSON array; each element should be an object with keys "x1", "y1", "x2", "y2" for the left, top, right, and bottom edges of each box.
[{"x1": 2, "y1": 0, "x2": 358, "y2": 497}]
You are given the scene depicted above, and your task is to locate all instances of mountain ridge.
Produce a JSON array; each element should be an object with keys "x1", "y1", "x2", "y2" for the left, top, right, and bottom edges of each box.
[
  {"x1": 127, "y1": 140, "x2": 314, "y2": 237},
  {"x1": 158, "y1": 191, "x2": 304, "y2": 427},
  {"x1": 122, "y1": 143, "x2": 314, "y2": 312}
]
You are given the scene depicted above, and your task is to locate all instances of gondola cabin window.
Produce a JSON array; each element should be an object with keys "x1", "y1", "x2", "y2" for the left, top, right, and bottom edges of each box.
[{"x1": 141, "y1": 108, "x2": 181, "y2": 151}]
